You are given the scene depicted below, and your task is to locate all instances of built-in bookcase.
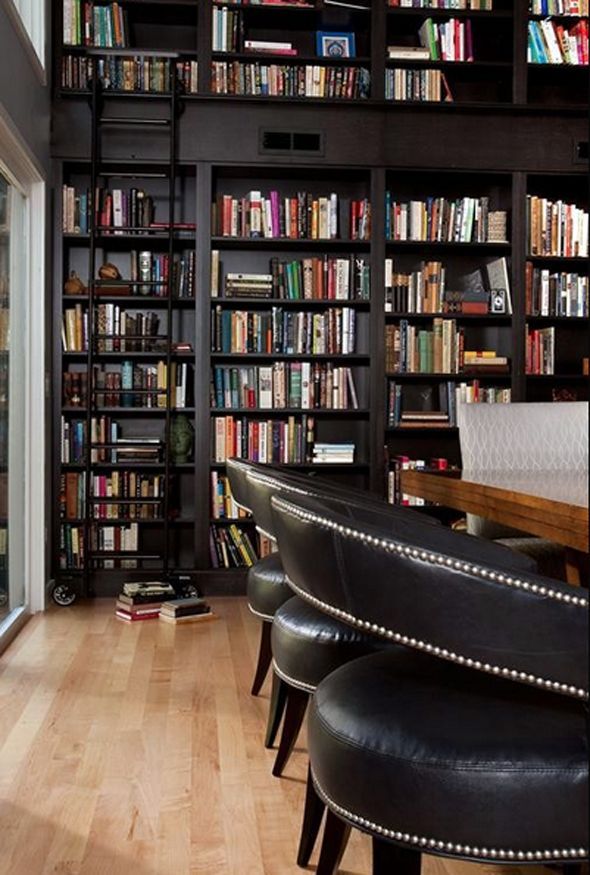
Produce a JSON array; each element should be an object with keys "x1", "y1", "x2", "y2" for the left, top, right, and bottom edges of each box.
[
  {"x1": 523, "y1": 172, "x2": 589, "y2": 402},
  {"x1": 51, "y1": 0, "x2": 589, "y2": 595}
]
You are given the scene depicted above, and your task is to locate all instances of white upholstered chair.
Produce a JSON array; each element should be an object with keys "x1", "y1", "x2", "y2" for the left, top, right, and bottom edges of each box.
[{"x1": 456, "y1": 401, "x2": 589, "y2": 577}]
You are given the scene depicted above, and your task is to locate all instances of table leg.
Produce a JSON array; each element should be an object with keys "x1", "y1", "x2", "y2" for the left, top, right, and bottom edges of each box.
[{"x1": 564, "y1": 549, "x2": 589, "y2": 587}]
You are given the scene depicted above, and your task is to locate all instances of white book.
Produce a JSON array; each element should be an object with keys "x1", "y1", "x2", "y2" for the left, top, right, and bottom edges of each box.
[
  {"x1": 540, "y1": 20, "x2": 563, "y2": 63},
  {"x1": 329, "y1": 193, "x2": 338, "y2": 239},
  {"x1": 336, "y1": 258, "x2": 350, "y2": 299},
  {"x1": 301, "y1": 361, "x2": 311, "y2": 409},
  {"x1": 245, "y1": 40, "x2": 293, "y2": 50},
  {"x1": 258, "y1": 422, "x2": 270, "y2": 462},
  {"x1": 259, "y1": 366, "x2": 273, "y2": 409}
]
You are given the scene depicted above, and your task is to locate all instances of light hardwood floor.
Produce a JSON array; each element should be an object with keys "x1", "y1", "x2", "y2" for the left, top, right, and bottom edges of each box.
[{"x1": 0, "y1": 599, "x2": 549, "y2": 875}]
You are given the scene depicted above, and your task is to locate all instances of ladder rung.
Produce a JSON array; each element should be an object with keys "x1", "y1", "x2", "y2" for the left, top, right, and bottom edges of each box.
[{"x1": 100, "y1": 117, "x2": 171, "y2": 127}]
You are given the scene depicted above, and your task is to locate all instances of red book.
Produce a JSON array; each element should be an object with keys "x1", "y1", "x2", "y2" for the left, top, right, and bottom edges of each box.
[{"x1": 115, "y1": 609, "x2": 159, "y2": 622}]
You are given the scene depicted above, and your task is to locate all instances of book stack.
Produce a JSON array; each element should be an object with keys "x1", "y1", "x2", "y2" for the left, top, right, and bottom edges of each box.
[
  {"x1": 224, "y1": 273, "x2": 273, "y2": 298},
  {"x1": 388, "y1": 1, "x2": 491, "y2": 8},
  {"x1": 210, "y1": 472, "x2": 252, "y2": 519},
  {"x1": 60, "y1": 417, "x2": 86, "y2": 463},
  {"x1": 63, "y1": 0, "x2": 128, "y2": 47},
  {"x1": 526, "y1": 196, "x2": 589, "y2": 257},
  {"x1": 386, "y1": 68, "x2": 453, "y2": 103},
  {"x1": 211, "y1": 63, "x2": 371, "y2": 100},
  {"x1": 527, "y1": 19, "x2": 588, "y2": 65},
  {"x1": 114, "y1": 438, "x2": 163, "y2": 464},
  {"x1": 526, "y1": 326, "x2": 555, "y2": 374},
  {"x1": 62, "y1": 305, "x2": 88, "y2": 351},
  {"x1": 60, "y1": 524, "x2": 85, "y2": 569},
  {"x1": 62, "y1": 185, "x2": 90, "y2": 233},
  {"x1": 95, "y1": 188, "x2": 155, "y2": 234},
  {"x1": 63, "y1": 371, "x2": 88, "y2": 407},
  {"x1": 463, "y1": 349, "x2": 509, "y2": 374},
  {"x1": 530, "y1": 0, "x2": 588, "y2": 13},
  {"x1": 115, "y1": 580, "x2": 176, "y2": 622},
  {"x1": 312, "y1": 442, "x2": 355, "y2": 464},
  {"x1": 212, "y1": 7, "x2": 243, "y2": 53},
  {"x1": 456, "y1": 381, "x2": 511, "y2": 404},
  {"x1": 94, "y1": 306, "x2": 162, "y2": 353},
  {"x1": 418, "y1": 18, "x2": 474, "y2": 62},
  {"x1": 386, "y1": 319, "x2": 465, "y2": 373},
  {"x1": 159, "y1": 597, "x2": 216, "y2": 625},
  {"x1": 92, "y1": 360, "x2": 191, "y2": 409},
  {"x1": 61, "y1": 56, "x2": 198, "y2": 94},
  {"x1": 385, "y1": 194, "x2": 493, "y2": 243}
]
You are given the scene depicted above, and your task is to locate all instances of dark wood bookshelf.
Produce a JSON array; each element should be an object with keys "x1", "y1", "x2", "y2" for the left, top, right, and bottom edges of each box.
[{"x1": 51, "y1": 0, "x2": 589, "y2": 598}]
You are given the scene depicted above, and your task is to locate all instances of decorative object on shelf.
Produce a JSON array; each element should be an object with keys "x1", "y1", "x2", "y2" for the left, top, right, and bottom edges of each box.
[
  {"x1": 490, "y1": 288, "x2": 506, "y2": 314},
  {"x1": 170, "y1": 415, "x2": 194, "y2": 464},
  {"x1": 64, "y1": 270, "x2": 86, "y2": 295},
  {"x1": 316, "y1": 32, "x2": 356, "y2": 58},
  {"x1": 487, "y1": 210, "x2": 508, "y2": 243},
  {"x1": 98, "y1": 262, "x2": 122, "y2": 280}
]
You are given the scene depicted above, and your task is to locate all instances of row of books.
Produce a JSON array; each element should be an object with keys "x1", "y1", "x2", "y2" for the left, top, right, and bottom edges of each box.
[
  {"x1": 525, "y1": 264, "x2": 588, "y2": 317},
  {"x1": 212, "y1": 414, "x2": 316, "y2": 463},
  {"x1": 62, "y1": 186, "x2": 156, "y2": 235},
  {"x1": 211, "y1": 362, "x2": 360, "y2": 409},
  {"x1": 385, "y1": 68, "x2": 452, "y2": 103},
  {"x1": 386, "y1": 318, "x2": 472, "y2": 374},
  {"x1": 60, "y1": 472, "x2": 86, "y2": 519},
  {"x1": 212, "y1": 7, "x2": 243, "y2": 53},
  {"x1": 93, "y1": 523, "x2": 139, "y2": 553},
  {"x1": 384, "y1": 256, "x2": 511, "y2": 314},
  {"x1": 60, "y1": 56, "x2": 199, "y2": 94},
  {"x1": 63, "y1": 362, "x2": 192, "y2": 408},
  {"x1": 63, "y1": 0, "x2": 127, "y2": 47},
  {"x1": 210, "y1": 306, "x2": 358, "y2": 354},
  {"x1": 526, "y1": 326, "x2": 554, "y2": 374},
  {"x1": 62, "y1": 305, "x2": 88, "y2": 352},
  {"x1": 386, "y1": 379, "x2": 510, "y2": 428},
  {"x1": 210, "y1": 62, "x2": 371, "y2": 99},
  {"x1": 96, "y1": 307, "x2": 162, "y2": 353},
  {"x1": 210, "y1": 472, "x2": 251, "y2": 520},
  {"x1": 213, "y1": 257, "x2": 370, "y2": 301},
  {"x1": 61, "y1": 416, "x2": 164, "y2": 464},
  {"x1": 209, "y1": 524, "x2": 258, "y2": 568},
  {"x1": 387, "y1": 456, "x2": 450, "y2": 508},
  {"x1": 91, "y1": 473, "x2": 164, "y2": 520},
  {"x1": 59, "y1": 524, "x2": 84, "y2": 568},
  {"x1": 385, "y1": 194, "x2": 504, "y2": 244},
  {"x1": 528, "y1": 0, "x2": 588, "y2": 13},
  {"x1": 65, "y1": 254, "x2": 194, "y2": 300},
  {"x1": 418, "y1": 18, "x2": 474, "y2": 62},
  {"x1": 527, "y1": 19, "x2": 588, "y2": 66},
  {"x1": 387, "y1": 1, "x2": 492, "y2": 8},
  {"x1": 526, "y1": 196, "x2": 588, "y2": 258},
  {"x1": 213, "y1": 191, "x2": 370, "y2": 240}
]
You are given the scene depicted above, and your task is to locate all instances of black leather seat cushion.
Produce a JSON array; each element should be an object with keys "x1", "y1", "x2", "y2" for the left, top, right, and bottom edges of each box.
[
  {"x1": 247, "y1": 552, "x2": 291, "y2": 619},
  {"x1": 272, "y1": 597, "x2": 389, "y2": 692},
  {"x1": 309, "y1": 648, "x2": 588, "y2": 859}
]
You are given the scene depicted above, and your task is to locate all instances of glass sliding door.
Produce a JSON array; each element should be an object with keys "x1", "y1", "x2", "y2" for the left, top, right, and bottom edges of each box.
[{"x1": 0, "y1": 170, "x2": 28, "y2": 624}]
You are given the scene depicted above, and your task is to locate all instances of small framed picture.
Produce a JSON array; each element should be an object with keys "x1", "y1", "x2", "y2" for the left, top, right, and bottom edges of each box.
[
  {"x1": 490, "y1": 288, "x2": 506, "y2": 314},
  {"x1": 316, "y1": 31, "x2": 356, "y2": 58}
]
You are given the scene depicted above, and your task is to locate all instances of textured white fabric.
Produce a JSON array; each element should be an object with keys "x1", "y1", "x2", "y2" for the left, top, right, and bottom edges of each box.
[
  {"x1": 457, "y1": 402, "x2": 588, "y2": 540},
  {"x1": 457, "y1": 402, "x2": 589, "y2": 472}
]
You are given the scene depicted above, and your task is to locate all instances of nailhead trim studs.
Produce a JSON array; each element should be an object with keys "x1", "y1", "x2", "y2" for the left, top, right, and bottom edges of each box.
[
  {"x1": 272, "y1": 499, "x2": 588, "y2": 700},
  {"x1": 311, "y1": 771, "x2": 588, "y2": 863}
]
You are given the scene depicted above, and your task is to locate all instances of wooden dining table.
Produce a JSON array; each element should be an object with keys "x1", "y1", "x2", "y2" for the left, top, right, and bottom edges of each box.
[{"x1": 399, "y1": 468, "x2": 589, "y2": 586}]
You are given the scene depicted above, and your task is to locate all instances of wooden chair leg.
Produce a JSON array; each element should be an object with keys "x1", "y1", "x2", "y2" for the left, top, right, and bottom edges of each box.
[
  {"x1": 297, "y1": 765, "x2": 325, "y2": 867},
  {"x1": 251, "y1": 620, "x2": 272, "y2": 696},
  {"x1": 271, "y1": 686, "x2": 309, "y2": 777},
  {"x1": 264, "y1": 670, "x2": 287, "y2": 749},
  {"x1": 372, "y1": 839, "x2": 421, "y2": 875},
  {"x1": 316, "y1": 809, "x2": 351, "y2": 875}
]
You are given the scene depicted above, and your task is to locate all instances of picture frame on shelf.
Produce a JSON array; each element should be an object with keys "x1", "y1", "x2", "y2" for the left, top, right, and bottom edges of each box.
[{"x1": 316, "y1": 31, "x2": 356, "y2": 58}]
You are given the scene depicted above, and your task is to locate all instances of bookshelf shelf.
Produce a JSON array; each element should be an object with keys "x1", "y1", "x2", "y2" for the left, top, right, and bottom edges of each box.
[
  {"x1": 210, "y1": 407, "x2": 369, "y2": 415},
  {"x1": 210, "y1": 236, "x2": 370, "y2": 250},
  {"x1": 385, "y1": 8, "x2": 513, "y2": 18},
  {"x1": 212, "y1": 297, "x2": 370, "y2": 308},
  {"x1": 384, "y1": 313, "x2": 512, "y2": 323},
  {"x1": 212, "y1": 52, "x2": 371, "y2": 65}
]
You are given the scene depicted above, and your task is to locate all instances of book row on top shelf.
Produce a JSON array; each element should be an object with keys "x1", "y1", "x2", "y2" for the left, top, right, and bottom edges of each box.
[{"x1": 58, "y1": 0, "x2": 589, "y2": 104}]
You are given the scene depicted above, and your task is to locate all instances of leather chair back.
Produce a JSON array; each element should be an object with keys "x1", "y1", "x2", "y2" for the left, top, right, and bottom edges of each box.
[
  {"x1": 271, "y1": 492, "x2": 588, "y2": 700},
  {"x1": 245, "y1": 466, "x2": 442, "y2": 543}
]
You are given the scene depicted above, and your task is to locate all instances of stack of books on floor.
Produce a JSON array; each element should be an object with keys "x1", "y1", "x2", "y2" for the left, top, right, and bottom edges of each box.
[
  {"x1": 312, "y1": 442, "x2": 355, "y2": 464},
  {"x1": 115, "y1": 581, "x2": 176, "y2": 622},
  {"x1": 159, "y1": 596, "x2": 215, "y2": 625}
]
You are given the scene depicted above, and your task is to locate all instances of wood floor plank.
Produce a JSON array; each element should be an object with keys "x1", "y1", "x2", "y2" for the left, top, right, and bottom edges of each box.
[{"x1": 0, "y1": 600, "x2": 571, "y2": 875}]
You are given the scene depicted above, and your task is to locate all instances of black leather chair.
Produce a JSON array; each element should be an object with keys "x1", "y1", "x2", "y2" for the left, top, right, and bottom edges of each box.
[
  {"x1": 226, "y1": 457, "x2": 442, "y2": 702},
  {"x1": 245, "y1": 467, "x2": 539, "y2": 780},
  {"x1": 271, "y1": 492, "x2": 588, "y2": 875}
]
